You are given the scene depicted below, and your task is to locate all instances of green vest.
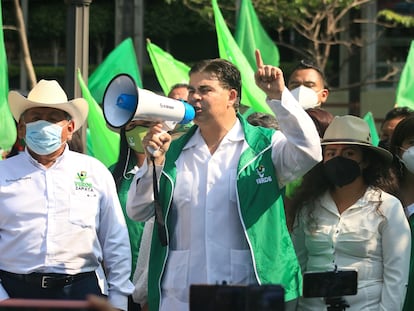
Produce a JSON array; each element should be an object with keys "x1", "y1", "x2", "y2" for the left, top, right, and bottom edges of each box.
[{"x1": 147, "y1": 114, "x2": 302, "y2": 310}]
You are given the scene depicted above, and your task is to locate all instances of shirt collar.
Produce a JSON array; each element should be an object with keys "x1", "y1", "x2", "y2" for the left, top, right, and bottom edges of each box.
[{"x1": 182, "y1": 119, "x2": 245, "y2": 151}]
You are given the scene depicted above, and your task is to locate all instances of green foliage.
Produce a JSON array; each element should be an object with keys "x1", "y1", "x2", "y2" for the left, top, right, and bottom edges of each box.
[
  {"x1": 28, "y1": 1, "x2": 66, "y2": 40},
  {"x1": 378, "y1": 9, "x2": 414, "y2": 28},
  {"x1": 145, "y1": 1, "x2": 212, "y2": 38},
  {"x1": 90, "y1": 1, "x2": 114, "y2": 41}
]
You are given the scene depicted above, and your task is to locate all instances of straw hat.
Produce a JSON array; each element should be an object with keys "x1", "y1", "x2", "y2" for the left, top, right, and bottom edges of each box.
[
  {"x1": 321, "y1": 115, "x2": 392, "y2": 163},
  {"x1": 8, "y1": 79, "x2": 88, "y2": 132}
]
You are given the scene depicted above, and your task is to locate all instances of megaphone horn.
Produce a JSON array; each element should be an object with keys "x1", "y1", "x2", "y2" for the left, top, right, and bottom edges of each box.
[{"x1": 103, "y1": 73, "x2": 195, "y2": 129}]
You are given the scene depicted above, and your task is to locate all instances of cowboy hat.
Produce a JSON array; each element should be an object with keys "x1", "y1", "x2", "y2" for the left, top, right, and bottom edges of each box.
[
  {"x1": 8, "y1": 79, "x2": 88, "y2": 132},
  {"x1": 321, "y1": 115, "x2": 392, "y2": 163}
]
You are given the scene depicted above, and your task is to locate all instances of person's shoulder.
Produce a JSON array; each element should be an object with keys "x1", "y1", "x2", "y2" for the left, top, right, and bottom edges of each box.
[
  {"x1": 67, "y1": 150, "x2": 110, "y2": 170},
  {"x1": 373, "y1": 188, "x2": 406, "y2": 216},
  {"x1": 0, "y1": 152, "x2": 25, "y2": 166}
]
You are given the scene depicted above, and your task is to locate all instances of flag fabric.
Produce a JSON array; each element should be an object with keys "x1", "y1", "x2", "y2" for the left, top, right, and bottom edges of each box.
[
  {"x1": 77, "y1": 69, "x2": 120, "y2": 167},
  {"x1": 363, "y1": 111, "x2": 379, "y2": 147},
  {"x1": 0, "y1": 1, "x2": 17, "y2": 152},
  {"x1": 235, "y1": 0, "x2": 280, "y2": 71},
  {"x1": 396, "y1": 41, "x2": 414, "y2": 110},
  {"x1": 146, "y1": 39, "x2": 190, "y2": 96},
  {"x1": 212, "y1": 0, "x2": 273, "y2": 115},
  {"x1": 88, "y1": 38, "x2": 142, "y2": 104}
]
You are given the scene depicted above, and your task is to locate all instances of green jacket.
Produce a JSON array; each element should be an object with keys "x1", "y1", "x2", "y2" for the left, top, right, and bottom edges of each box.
[{"x1": 147, "y1": 115, "x2": 302, "y2": 310}]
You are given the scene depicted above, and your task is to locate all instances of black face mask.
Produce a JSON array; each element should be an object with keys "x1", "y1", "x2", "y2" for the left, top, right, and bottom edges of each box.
[
  {"x1": 323, "y1": 156, "x2": 361, "y2": 187},
  {"x1": 378, "y1": 139, "x2": 390, "y2": 151}
]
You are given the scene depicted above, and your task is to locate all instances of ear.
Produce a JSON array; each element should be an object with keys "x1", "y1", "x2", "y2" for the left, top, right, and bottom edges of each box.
[
  {"x1": 320, "y1": 88, "x2": 329, "y2": 104},
  {"x1": 66, "y1": 120, "x2": 75, "y2": 141},
  {"x1": 227, "y1": 89, "x2": 238, "y2": 108},
  {"x1": 17, "y1": 119, "x2": 26, "y2": 140}
]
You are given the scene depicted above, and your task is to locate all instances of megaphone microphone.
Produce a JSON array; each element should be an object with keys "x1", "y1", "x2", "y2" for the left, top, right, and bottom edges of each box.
[{"x1": 103, "y1": 74, "x2": 195, "y2": 155}]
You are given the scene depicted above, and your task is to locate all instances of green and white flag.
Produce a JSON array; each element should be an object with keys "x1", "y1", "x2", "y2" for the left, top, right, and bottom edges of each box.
[
  {"x1": 147, "y1": 39, "x2": 190, "y2": 96},
  {"x1": 88, "y1": 38, "x2": 142, "y2": 104},
  {"x1": 235, "y1": 0, "x2": 280, "y2": 71},
  {"x1": 77, "y1": 69, "x2": 120, "y2": 167},
  {"x1": 396, "y1": 41, "x2": 414, "y2": 110},
  {"x1": 212, "y1": 0, "x2": 272, "y2": 114},
  {"x1": 0, "y1": 1, "x2": 17, "y2": 152}
]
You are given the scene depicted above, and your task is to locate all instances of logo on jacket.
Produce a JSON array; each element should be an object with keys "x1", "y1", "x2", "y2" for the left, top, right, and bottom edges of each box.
[
  {"x1": 256, "y1": 165, "x2": 272, "y2": 184},
  {"x1": 75, "y1": 171, "x2": 94, "y2": 191}
]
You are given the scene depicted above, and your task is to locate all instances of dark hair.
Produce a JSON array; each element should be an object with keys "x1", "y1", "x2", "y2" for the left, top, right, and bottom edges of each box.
[
  {"x1": 389, "y1": 116, "x2": 414, "y2": 187},
  {"x1": 306, "y1": 108, "x2": 334, "y2": 138},
  {"x1": 290, "y1": 59, "x2": 329, "y2": 89},
  {"x1": 189, "y1": 59, "x2": 241, "y2": 110},
  {"x1": 381, "y1": 107, "x2": 414, "y2": 128},
  {"x1": 287, "y1": 146, "x2": 392, "y2": 231},
  {"x1": 111, "y1": 127, "x2": 131, "y2": 191},
  {"x1": 247, "y1": 112, "x2": 279, "y2": 130},
  {"x1": 168, "y1": 83, "x2": 191, "y2": 97}
]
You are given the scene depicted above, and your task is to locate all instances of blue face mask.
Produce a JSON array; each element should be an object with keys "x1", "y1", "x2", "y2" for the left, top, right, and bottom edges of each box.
[{"x1": 25, "y1": 120, "x2": 65, "y2": 155}]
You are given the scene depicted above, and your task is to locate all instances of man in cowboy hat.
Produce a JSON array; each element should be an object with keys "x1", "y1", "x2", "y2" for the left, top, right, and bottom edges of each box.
[{"x1": 0, "y1": 80, "x2": 134, "y2": 310}]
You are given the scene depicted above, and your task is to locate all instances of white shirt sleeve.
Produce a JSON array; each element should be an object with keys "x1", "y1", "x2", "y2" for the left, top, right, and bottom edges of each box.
[
  {"x1": 126, "y1": 160, "x2": 163, "y2": 222},
  {"x1": 267, "y1": 88, "x2": 323, "y2": 186},
  {"x1": 379, "y1": 196, "x2": 411, "y2": 310},
  {"x1": 98, "y1": 169, "x2": 135, "y2": 310}
]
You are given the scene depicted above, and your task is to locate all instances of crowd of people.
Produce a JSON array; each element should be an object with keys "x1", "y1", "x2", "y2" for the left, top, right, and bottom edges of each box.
[{"x1": 0, "y1": 49, "x2": 413, "y2": 311}]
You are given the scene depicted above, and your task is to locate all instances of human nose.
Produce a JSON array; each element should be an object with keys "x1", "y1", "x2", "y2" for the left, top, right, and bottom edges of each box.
[{"x1": 188, "y1": 91, "x2": 201, "y2": 104}]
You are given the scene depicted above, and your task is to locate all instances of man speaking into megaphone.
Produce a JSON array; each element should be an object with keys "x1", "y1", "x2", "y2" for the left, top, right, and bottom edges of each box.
[{"x1": 126, "y1": 50, "x2": 322, "y2": 311}]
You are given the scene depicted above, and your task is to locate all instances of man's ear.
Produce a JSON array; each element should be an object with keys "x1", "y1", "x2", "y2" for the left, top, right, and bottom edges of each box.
[
  {"x1": 66, "y1": 120, "x2": 75, "y2": 140},
  {"x1": 228, "y1": 89, "x2": 238, "y2": 108},
  {"x1": 17, "y1": 119, "x2": 26, "y2": 140},
  {"x1": 320, "y1": 89, "x2": 329, "y2": 104}
]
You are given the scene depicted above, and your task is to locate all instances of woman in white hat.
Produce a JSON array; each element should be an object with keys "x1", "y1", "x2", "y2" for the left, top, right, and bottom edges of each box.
[{"x1": 290, "y1": 115, "x2": 411, "y2": 311}]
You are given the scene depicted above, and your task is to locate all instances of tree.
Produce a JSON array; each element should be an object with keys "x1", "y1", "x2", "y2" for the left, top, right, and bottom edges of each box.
[
  {"x1": 29, "y1": 0, "x2": 65, "y2": 68},
  {"x1": 89, "y1": 0, "x2": 114, "y2": 64},
  {"x1": 14, "y1": 0, "x2": 36, "y2": 88},
  {"x1": 174, "y1": 0, "x2": 412, "y2": 86}
]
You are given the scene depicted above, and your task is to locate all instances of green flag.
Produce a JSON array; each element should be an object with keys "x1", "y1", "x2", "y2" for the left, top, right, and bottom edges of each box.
[
  {"x1": 77, "y1": 69, "x2": 120, "y2": 167},
  {"x1": 396, "y1": 41, "x2": 414, "y2": 109},
  {"x1": 88, "y1": 38, "x2": 142, "y2": 104},
  {"x1": 0, "y1": 1, "x2": 17, "y2": 151},
  {"x1": 235, "y1": 0, "x2": 280, "y2": 71},
  {"x1": 212, "y1": 0, "x2": 273, "y2": 115},
  {"x1": 363, "y1": 111, "x2": 379, "y2": 147},
  {"x1": 147, "y1": 39, "x2": 190, "y2": 96}
]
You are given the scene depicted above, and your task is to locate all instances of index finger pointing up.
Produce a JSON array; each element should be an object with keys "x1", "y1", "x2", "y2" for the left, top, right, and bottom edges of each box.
[{"x1": 255, "y1": 49, "x2": 264, "y2": 69}]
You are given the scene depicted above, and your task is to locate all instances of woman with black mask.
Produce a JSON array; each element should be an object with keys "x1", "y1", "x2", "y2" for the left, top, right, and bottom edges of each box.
[{"x1": 290, "y1": 115, "x2": 411, "y2": 311}]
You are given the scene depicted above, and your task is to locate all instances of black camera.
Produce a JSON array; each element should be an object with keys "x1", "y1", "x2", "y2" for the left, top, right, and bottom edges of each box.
[
  {"x1": 190, "y1": 284, "x2": 285, "y2": 311},
  {"x1": 303, "y1": 270, "x2": 358, "y2": 311},
  {"x1": 303, "y1": 270, "x2": 357, "y2": 298}
]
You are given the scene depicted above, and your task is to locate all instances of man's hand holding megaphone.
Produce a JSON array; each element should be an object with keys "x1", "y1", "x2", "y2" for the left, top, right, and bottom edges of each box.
[{"x1": 142, "y1": 122, "x2": 172, "y2": 165}]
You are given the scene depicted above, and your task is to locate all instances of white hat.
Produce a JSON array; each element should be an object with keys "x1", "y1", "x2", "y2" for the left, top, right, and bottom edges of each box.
[
  {"x1": 321, "y1": 115, "x2": 392, "y2": 163},
  {"x1": 8, "y1": 79, "x2": 88, "y2": 132}
]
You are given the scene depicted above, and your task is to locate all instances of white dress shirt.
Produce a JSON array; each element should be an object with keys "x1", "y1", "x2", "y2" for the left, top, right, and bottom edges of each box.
[
  {"x1": 291, "y1": 187, "x2": 411, "y2": 311},
  {"x1": 127, "y1": 89, "x2": 322, "y2": 311},
  {"x1": 0, "y1": 147, "x2": 134, "y2": 310}
]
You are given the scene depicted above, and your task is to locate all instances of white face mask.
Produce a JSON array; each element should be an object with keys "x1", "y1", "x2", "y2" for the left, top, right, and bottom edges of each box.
[
  {"x1": 290, "y1": 85, "x2": 320, "y2": 110},
  {"x1": 401, "y1": 146, "x2": 414, "y2": 174}
]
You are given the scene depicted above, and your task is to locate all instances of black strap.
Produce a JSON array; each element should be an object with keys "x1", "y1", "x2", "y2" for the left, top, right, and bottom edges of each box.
[{"x1": 152, "y1": 157, "x2": 168, "y2": 246}]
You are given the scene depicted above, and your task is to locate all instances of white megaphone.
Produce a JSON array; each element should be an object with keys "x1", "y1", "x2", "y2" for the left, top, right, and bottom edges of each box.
[{"x1": 103, "y1": 73, "x2": 195, "y2": 131}]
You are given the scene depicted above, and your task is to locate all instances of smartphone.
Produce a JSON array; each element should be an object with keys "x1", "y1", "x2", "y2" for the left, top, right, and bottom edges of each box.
[{"x1": 303, "y1": 270, "x2": 358, "y2": 298}]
